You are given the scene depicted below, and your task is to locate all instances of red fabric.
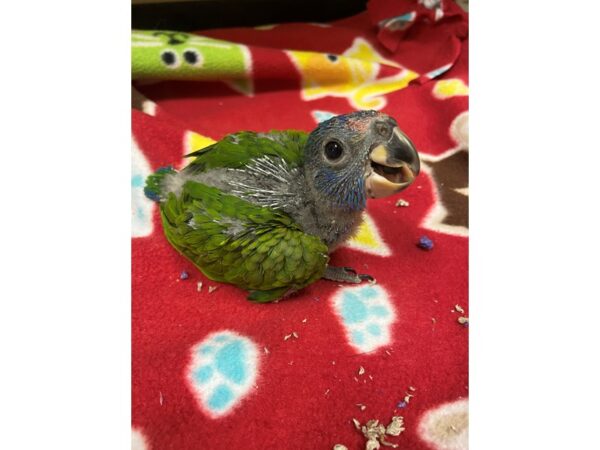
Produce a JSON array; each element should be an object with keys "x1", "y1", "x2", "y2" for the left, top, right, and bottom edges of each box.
[{"x1": 132, "y1": 3, "x2": 468, "y2": 449}]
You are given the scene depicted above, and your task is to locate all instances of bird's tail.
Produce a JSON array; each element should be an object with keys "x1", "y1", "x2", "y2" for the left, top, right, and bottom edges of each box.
[{"x1": 144, "y1": 166, "x2": 176, "y2": 202}]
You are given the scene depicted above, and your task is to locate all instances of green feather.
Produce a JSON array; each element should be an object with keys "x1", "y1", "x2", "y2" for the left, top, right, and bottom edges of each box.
[
  {"x1": 183, "y1": 130, "x2": 307, "y2": 173},
  {"x1": 159, "y1": 180, "x2": 329, "y2": 302}
]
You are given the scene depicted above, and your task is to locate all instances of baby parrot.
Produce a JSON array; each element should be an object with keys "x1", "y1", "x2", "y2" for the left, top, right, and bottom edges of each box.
[{"x1": 145, "y1": 111, "x2": 420, "y2": 302}]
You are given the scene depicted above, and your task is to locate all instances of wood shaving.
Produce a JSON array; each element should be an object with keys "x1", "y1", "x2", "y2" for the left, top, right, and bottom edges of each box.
[
  {"x1": 458, "y1": 316, "x2": 469, "y2": 325},
  {"x1": 366, "y1": 440, "x2": 381, "y2": 450},
  {"x1": 395, "y1": 199, "x2": 410, "y2": 207},
  {"x1": 292, "y1": 331, "x2": 299, "y2": 338},
  {"x1": 325, "y1": 389, "x2": 330, "y2": 396},
  {"x1": 361, "y1": 420, "x2": 398, "y2": 450},
  {"x1": 159, "y1": 391, "x2": 163, "y2": 406},
  {"x1": 356, "y1": 403, "x2": 367, "y2": 411},
  {"x1": 385, "y1": 416, "x2": 405, "y2": 436},
  {"x1": 408, "y1": 386, "x2": 416, "y2": 392},
  {"x1": 208, "y1": 286, "x2": 217, "y2": 293},
  {"x1": 455, "y1": 304, "x2": 465, "y2": 313},
  {"x1": 333, "y1": 445, "x2": 348, "y2": 450},
  {"x1": 358, "y1": 366, "x2": 365, "y2": 376},
  {"x1": 263, "y1": 347, "x2": 270, "y2": 354},
  {"x1": 368, "y1": 375, "x2": 373, "y2": 381},
  {"x1": 302, "y1": 318, "x2": 307, "y2": 323},
  {"x1": 284, "y1": 334, "x2": 292, "y2": 341},
  {"x1": 385, "y1": 350, "x2": 391, "y2": 356},
  {"x1": 196, "y1": 281, "x2": 203, "y2": 292},
  {"x1": 354, "y1": 418, "x2": 400, "y2": 449}
]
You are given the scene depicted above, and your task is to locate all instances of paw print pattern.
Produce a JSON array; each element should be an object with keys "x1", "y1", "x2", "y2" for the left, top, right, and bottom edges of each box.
[
  {"x1": 131, "y1": 137, "x2": 154, "y2": 238},
  {"x1": 187, "y1": 331, "x2": 260, "y2": 418},
  {"x1": 332, "y1": 285, "x2": 396, "y2": 353}
]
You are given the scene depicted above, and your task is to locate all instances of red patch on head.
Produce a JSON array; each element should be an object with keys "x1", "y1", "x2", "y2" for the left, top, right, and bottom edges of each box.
[{"x1": 347, "y1": 117, "x2": 371, "y2": 133}]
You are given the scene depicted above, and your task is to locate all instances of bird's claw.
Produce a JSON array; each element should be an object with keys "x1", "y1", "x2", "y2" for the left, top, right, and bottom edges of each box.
[
  {"x1": 358, "y1": 274, "x2": 375, "y2": 283},
  {"x1": 324, "y1": 266, "x2": 376, "y2": 284}
]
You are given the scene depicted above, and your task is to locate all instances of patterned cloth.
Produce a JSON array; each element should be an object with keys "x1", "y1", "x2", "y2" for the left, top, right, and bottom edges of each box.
[{"x1": 132, "y1": 1, "x2": 468, "y2": 448}]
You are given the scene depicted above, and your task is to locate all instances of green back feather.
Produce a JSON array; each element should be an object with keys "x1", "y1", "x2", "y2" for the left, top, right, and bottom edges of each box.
[
  {"x1": 183, "y1": 130, "x2": 307, "y2": 173},
  {"x1": 160, "y1": 180, "x2": 329, "y2": 302}
]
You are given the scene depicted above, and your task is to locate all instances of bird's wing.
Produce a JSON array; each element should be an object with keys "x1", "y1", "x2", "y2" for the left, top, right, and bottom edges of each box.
[
  {"x1": 160, "y1": 180, "x2": 329, "y2": 302},
  {"x1": 183, "y1": 130, "x2": 308, "y2": 173}
]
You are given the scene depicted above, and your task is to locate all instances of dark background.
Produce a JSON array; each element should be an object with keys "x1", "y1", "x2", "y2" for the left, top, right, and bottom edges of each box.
[{"x1": 132, "y1": 0, "x2": 369, "y2": 31}]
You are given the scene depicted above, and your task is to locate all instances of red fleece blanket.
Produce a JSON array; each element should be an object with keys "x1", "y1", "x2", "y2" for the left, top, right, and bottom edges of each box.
[{"x1": 132, "y1": 1, "x2": 468, "y2": 449}]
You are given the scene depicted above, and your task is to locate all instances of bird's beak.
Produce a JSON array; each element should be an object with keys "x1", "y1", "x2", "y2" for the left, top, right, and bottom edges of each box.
[{"x1": 365, "y1": 127, "x2": 420, "y2": 198}]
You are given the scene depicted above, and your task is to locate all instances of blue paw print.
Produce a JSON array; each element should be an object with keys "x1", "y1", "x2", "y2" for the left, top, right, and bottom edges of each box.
[
  {"x1": 311, "y1": 110, "x2": 337, "y2": 124},
  {"x1": 132, "y1": 139, "x2": 154, "y2": 238},
  {"x1": 332, "y1": 285, "x2": 396, "y2": 353},
  {"x1": 188, "y1": 331, "x2": 259, "y2": 417}
]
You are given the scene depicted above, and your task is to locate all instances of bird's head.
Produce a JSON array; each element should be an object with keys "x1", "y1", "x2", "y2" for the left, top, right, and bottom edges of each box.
[{"x1": 304, "y1": 110, "x2": 420, "y2": 210}]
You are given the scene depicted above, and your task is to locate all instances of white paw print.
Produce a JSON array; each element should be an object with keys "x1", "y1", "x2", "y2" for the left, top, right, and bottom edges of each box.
[
  {"x1": 187, "y1": 331, "x2": 260, "y2": 418},
  {"x1": 331, "y1": 285, "x2": 396, "y2": 353}
]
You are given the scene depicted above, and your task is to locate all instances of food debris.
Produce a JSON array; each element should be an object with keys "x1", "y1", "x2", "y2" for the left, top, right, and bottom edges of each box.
[
  {"x1": 458, "y1": 316, "x2": 469, "y2": 326},
  {"x1": 385, "y1": 416, "x2": 405, "y2": 436},
  {"x1": 208, "y1": 286, "x2": 218, "y2": 294},
  {"x1": 396, "y1": 401, "x2": 407, "y2": 409},
  {"x1": 196, "y1": 281, "x2": 203, "y2": 292},
  {"x1": 263, "y1": 347, "x2": 270, "y2": 354},
  {"x1": 354, "y1": 419, "x2": 399, "y2": 449},
  {"x1": 333, "y1": 445, "x2": 348, "y2": 450},
  {"x1": 455, "y1": 304, "x2": 465, "y2": 313},
  {"x1": 302, "y1": 318, "x2": 308, "y2": 323},
  {"x1": 284, "y1": 334, "x2": 292, "y2": 341},
  {"x1": 408, "y1": 386, "x2": 416, "y2": 392},
  {"x1": 159, "y1": 391, "x2": 163, "y2": 406},
  {"x1": 366, "y1": 440, "x2": 381, "y2": 450},
  {"x1": 180, "y1": 270, "x2": 189, "y2": 280},
  {"x1": 395, "y1": 199, "x2": 410, "y2": 207},
  {"x1": 368, "y1": 375, "x2": 373, "y2": 381},
  {"x1": 403, "y1": 394, "x2": 413, "y2": 404},
  {"x1": 417, "y1": 236, "x2": 434, "y2": 250},
  {"x1": 292, "y1": 331, "x2": 299, "y2": 338},
  {"x1": 356, "y1": 403, "x2": 367, "y2": 411},
  {"x1": 358, "y1": 366, "x2": 365, "y2": 376}
]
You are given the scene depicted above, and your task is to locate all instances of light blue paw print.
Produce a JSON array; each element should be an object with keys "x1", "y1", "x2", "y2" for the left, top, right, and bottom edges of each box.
[
  {"x1": 187, "y1": 331, "x2": 260, "y2": 418},
  {"x1": 131, "y1": 138, "x2": 155, "y2": 238},
  {"x1": 311, "y1": 110, "x2": 337, "y2": 124},
  {"x1": 332, "y1": 285, "x2": 396, "y2": 353}
]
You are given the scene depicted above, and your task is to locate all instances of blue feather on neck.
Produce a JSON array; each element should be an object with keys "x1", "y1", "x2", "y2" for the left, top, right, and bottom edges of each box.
[{"x1": 315, "y1": 167, "x2": 366, "y2": 211}]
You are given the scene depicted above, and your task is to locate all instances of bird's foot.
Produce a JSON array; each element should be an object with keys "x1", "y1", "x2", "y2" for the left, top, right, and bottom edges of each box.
[{"x1": 323, "y1": 266, "x2": 375, "y2": 284}]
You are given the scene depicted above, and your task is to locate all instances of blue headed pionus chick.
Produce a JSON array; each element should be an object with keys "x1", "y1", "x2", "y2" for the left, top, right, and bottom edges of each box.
[{"x1": 145, "y1": 111, "x2": 420, "y2": 302}]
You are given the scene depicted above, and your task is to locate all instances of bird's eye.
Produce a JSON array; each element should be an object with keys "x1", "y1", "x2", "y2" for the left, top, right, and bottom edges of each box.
[{"x1": 324, "y1": 141, "x2": 344, "y2": 160}]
